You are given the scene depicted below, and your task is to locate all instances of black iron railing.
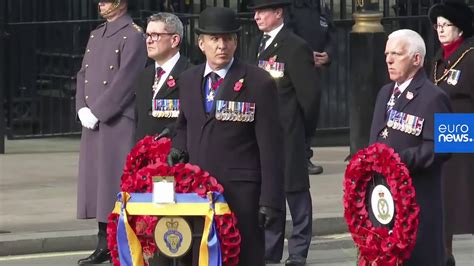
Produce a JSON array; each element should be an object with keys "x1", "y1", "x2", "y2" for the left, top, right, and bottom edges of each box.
[{"x1": 3, "y1": 0, "x2": 466, "y2": 147}]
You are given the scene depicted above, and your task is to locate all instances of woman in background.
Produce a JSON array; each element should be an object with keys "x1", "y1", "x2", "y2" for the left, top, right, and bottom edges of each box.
[{"x1": 429, "y1": 1, "x2": 474, "y2": 265}]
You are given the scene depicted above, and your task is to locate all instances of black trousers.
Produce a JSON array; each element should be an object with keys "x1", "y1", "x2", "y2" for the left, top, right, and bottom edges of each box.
[
  {"x1": 264, "y1": 190, "x2": 312, "y2": 261},
  {"x1": 305, "y1": 138, "x2": 314, "y2": 160}
]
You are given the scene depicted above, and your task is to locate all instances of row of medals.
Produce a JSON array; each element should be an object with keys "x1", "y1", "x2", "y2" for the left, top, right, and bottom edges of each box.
[
  {"x1": 258, "y1": 60, "x2": 285, "y2": 79},
  {"x1": 386, "y1": 110, "x2": 423, "y2": 136},
  {"x1": 152, "y1": 99, "x2": 179, "y2": 118},
  {"x1": 216, "y1": 100, "x2": 255, "y2": 122}
]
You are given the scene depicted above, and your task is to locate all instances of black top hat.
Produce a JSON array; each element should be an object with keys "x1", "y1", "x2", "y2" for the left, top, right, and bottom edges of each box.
[
  {"x1": 247, "y1": 0, "x2": 292, "y2": 10},
  {"x1": 428, "y1": 0, "x2": 473, "y2": 38},
  {"x1": 195, "y1": 7, "x2": 241, "y2": 35}
]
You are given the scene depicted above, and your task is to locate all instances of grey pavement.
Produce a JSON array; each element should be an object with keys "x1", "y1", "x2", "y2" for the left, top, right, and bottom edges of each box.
[
  {"x1": 1, "y1": 235, "x2": 473, "y2": 265},
  {"x1": 1, "y1": 137, "x2": 347, "y2": 256}
]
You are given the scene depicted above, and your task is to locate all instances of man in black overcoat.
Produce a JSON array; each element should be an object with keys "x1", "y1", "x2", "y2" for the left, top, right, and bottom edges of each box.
[
  {"x1": 286, "y1": 0, "x2": 336, "y2": 175},
  {"x1": 135, "y1": 12, "x2": 191, "y2": 142},
  {"x1": 247, "y1": 0, "x2": 321, "y2": 265},
  {"x1": 168, "y1": 7, "x2": 285, "y2": 266},
  {"x1": 368, "y1": 29, "x2": 452, "y2": 266}
]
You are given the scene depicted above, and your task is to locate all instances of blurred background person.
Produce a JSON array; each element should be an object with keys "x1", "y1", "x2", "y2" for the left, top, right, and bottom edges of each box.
[
  {"x1": 429, "y1": 1, "x2": 474, "y2": 265},
  {"x1": 286, "y1": 0, "x2": 336, "y2": 175}
]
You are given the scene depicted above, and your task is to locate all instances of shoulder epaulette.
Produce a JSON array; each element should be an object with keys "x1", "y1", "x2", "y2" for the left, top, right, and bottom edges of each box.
[
  {"x1": 95, "y1": 22, "x2": 106, "y2": 29},
  {"x1": 131, "y1": 22, "x2": 143, "y2": 33}
]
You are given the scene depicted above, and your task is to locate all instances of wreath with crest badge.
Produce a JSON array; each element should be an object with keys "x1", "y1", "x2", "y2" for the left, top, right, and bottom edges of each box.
[
  {"x1": 343, "y1": 143, "x2": 420, "y2": 265},
  {"x1": 107, "y1": 136, "x2": 241, "y2": 266}
]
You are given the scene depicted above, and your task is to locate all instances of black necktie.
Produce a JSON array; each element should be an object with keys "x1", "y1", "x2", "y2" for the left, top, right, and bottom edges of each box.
[
  {"x1": 155, "y1": 67, "x2": 165, "y2": 84},
  {"x1": 258, "y1": 34, "x2": 271, "y2": 57},
  {"x1": 209, "y1": 72, "x2": 220, "y2": 87}
]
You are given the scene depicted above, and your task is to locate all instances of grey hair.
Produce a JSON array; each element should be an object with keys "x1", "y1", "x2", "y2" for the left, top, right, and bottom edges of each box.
[
  {"x1": 147, "y1": 12, "x2": 184, "y2": 41},
  {"x1": 388, "y1": 29, "x2": 426, "y2": 65}
]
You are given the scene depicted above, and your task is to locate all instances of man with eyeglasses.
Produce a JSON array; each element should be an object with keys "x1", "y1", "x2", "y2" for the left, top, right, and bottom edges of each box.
[
  {"x1": 135, "y1": 13, "x2": 192, "y2": 142},
  {"x1": 75, "y1": 0, "x2": 146, "y2": 264}
]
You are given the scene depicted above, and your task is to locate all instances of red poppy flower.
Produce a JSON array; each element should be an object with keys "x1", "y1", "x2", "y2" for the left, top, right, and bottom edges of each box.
[
  {"x1": 344, "y1": 143, "x2": 419, "y2": 265},
  {"x1": 108, "y1": 137, "x2": 241, "y2": 265},
  {"x1": 167, "y1": 76, "x2": 176, "y2": 88},
  {"x1": 233, "y1": 79, "x2": 244, "y2": 92}
]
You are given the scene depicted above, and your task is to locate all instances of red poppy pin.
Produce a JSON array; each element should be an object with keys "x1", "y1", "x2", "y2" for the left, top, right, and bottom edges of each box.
[
  {"x1": 268, "y1": 55, "x2": 277, "y2": 65},
  {"x1": 167, "y1": 75, "x2": 176, "y2": 88},
  {"x1": 234, "y1": 78, "x2": 244, "y2": 92}
]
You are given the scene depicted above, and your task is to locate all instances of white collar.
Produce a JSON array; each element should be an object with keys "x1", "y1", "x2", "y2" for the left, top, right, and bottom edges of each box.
[
  {"x1": 395, "y1": 77, "x2": 413, "y2": 94},
  {"x1": 265, "y1": 23, "x2": 284, "y2": 39},
  {"x1": 263, "y1": 23, "x2": 284, "y2": 49},
  {"x1": 154, "y1": 51, "x2": 181, "y2": 75},
  {"x1": 203, "y1": 57, "x2": 234, "y2": 79}
]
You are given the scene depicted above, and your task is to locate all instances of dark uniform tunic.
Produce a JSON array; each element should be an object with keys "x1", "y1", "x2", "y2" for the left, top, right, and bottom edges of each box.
[
  {"x1": 76, "y1": 14, "x2": 147, "y2": 223},
  {"x1": 173, "y1": 59, "x2": 285, "y2": 266},
  {"x1": 431, "y1": 37, "x2": 474, "y2": 236},
  {"x1": 247, "y1": 25, "x2": 321, "y2": 261},
  {"x1": 134, "y1": 55, "x2": 191, "y2": 142},
  {"x1": 369, "y1": 70, "x2": 452, "y2": 266}
]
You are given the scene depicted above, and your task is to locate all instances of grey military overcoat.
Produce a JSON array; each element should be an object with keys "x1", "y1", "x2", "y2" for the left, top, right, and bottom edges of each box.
[{"x1": 75, "y1": 14, "x2": 147, "y2": 223}]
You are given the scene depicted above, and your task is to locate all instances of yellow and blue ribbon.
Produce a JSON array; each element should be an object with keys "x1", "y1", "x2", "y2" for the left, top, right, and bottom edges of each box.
[
  {"x1": 199, "y1": 192, "x2": 223, "y2": 266},
  {"x1": 113, "y1": 192, "x2": 230, "y2": 266},
  {"x1": 117, "y1": 192, "x2": 145, "y2": 266}
]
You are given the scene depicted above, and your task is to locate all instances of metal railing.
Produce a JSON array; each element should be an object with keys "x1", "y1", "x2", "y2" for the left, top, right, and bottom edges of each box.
[{"x1": 2, "y1": 0, "x2": 458, "y2": 145}]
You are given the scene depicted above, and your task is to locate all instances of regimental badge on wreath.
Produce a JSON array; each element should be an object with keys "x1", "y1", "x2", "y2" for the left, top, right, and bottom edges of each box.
[
  {"x1": 258, "y1": 55, "x2": 285, "y2": 78},
  {"x1": 446, "y1": 69, "x2": 461, "y2": 86},
  {"x1": 216, "y1": 100, "x2": 255, "y2": 122},
  {"x1": 154, "y1": 216, "x2": 192, "y2": 258},
  {"x1": 152, "y1": 99, "x2": 180, "y2": 118},
  {"x1": 370, "y1": 184, "x2": 395, "y2": 225}
]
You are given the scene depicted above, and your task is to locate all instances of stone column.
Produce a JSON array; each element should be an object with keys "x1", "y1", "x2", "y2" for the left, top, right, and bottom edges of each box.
[
  {"x1": 0, "y1": 0, "x2": 8, "y2": 154},
  {"x1": 349, "y1": 0, "x2": 387, "y2": 156}
]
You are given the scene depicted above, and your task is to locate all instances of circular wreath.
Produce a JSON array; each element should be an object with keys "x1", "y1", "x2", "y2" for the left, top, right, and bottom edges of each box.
[
  {"x1": 107, "y1": 136, "x2": 241, "y2": 266},
  {"x1": 343, "y1": 143, "x2": 420, "y2": 265}
]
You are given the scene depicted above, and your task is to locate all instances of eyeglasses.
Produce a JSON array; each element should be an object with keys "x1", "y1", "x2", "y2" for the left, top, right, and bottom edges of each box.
[
  {"x1": 433, "y1": 23, "x2": 454, "y2": 30},
  {"x1": 145, "y1": 32, "x2": 175, "y2": 41}
]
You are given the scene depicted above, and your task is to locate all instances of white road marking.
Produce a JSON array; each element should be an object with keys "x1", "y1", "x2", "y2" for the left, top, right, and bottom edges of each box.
[{"x1": 0, "y1": 251, "x2": 92, "y2": 261}]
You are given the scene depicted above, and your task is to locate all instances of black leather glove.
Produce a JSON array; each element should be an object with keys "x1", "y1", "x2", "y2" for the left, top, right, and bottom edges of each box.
[
  {"x1": 167, "y1": 147, "x2": 189, "y2": 166},
  {"x1": 154, "y1": 127, "x2": 171, "y2": 140},
  {"x1": 258, "y1": 206, "x2": 280, "y2": 228}
]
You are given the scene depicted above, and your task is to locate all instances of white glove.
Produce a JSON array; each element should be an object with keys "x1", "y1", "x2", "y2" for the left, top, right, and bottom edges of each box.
[{"x1": 78, "y1": 107, "x2": 99, "y2": 129}]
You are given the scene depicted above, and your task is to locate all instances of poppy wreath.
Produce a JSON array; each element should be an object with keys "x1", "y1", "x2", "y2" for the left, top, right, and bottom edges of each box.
[
  {"x1": 107, "y1": 136, "x2": 241, "y2": 266},
  {"x1": 343, "y1": 143, "x2": 420, "y2": 266}
]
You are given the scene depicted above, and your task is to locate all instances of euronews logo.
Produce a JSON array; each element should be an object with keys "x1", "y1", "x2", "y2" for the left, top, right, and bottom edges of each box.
[
  {"x1": 438, "y1": 124, "x2": 473, "y2": 142},
  {"x1": 435, "y1": 114, "x2": 474, "y2": 153}
]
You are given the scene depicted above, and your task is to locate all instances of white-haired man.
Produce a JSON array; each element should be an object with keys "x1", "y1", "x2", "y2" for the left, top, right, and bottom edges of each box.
[{"x1": 368, "y1": 29, "x2": 452, "y2": 265}]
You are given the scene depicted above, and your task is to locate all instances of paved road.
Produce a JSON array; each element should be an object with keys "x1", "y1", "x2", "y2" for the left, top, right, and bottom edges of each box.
[{"x1": 1, "y1": 234, "x2": 472, "y2": 265}]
